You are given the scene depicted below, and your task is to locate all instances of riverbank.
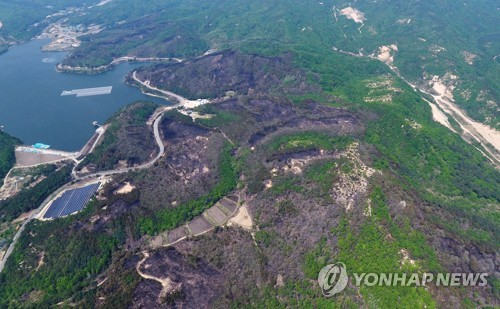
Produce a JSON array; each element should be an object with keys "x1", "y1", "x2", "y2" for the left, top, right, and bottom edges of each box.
[
  {"x1": 335, "y1": 46, "x2": 500, "y2": 167},
  {"x1": 56, "y1": 56, "x2": 183, "y2": 75}
]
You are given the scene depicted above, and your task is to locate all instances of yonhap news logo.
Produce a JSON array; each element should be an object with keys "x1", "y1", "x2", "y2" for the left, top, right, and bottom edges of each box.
[
  {"x1": 318, "y1": 262, "x2": 489, "y2": 297},
  {"x1": 317, "y1": 262, "x2": 349, "y2": 297}
]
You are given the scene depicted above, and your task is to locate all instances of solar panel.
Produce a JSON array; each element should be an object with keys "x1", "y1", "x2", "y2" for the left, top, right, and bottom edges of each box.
[{"x1": 43, "y1": 183, "x2": 100, "y2": 219}]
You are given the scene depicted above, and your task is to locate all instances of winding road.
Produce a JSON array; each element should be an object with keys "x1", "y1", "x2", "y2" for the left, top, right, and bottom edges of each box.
[
  {"x1": 0, "y1": 85, "x2": 204, "y2": 273},
  {"x1": 0, "y1": 73, "x2": 215, "y2": 272},
  {"x1": 1, "y1": 62, "x2": 219, "y2": 272},
  {"x1": 136, "y1": 251, "x2": 173, "y2": 300}
]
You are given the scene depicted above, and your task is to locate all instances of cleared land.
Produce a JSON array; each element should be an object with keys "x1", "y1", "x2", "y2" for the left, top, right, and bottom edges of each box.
[
  {"x1": 150, "y1": 195, "x2": 243, "y2": 248},
  {"x1": 116, "y1": 182, "x2": 135, "y2": 194},
  {"x1": 227, "y1": 205, "x2": 253, "y2": 230},
  {"x1": 188, "y1": 217, "x2": 213, "y2": 236},
  {"x1": 15, "y1": 151, "x2": 69, "y2": 167}
]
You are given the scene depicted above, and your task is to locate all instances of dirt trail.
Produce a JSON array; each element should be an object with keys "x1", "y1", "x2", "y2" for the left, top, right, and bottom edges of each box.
[{"x1": 136, "y1": 251, "x2": 173, "y2": 300}]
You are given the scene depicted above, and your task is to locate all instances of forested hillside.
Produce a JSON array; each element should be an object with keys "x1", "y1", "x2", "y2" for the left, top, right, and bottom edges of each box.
[
  {"x1": 0, "y1": 130, "x2": 20, "y2": 186},
  {"x1": 0, "y1": 0, "x2": 498, "y2": 307}
]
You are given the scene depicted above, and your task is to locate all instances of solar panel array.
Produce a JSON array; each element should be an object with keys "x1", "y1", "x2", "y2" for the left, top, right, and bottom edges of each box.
[{"x1": 44, "y1": 183, "x2": 100, "y2": 219}]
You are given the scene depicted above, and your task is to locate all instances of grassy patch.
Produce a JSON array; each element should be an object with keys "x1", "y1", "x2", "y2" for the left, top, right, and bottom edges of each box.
[
  {"x1": 194, "y1": 104, "x2": 241, "y2": 128},
  {"x1": 138, "y1": 142, "x2": 237, "y2": 235},
  {"x1": 268, "y1": 132, "x2": 352, "y2": 155}
]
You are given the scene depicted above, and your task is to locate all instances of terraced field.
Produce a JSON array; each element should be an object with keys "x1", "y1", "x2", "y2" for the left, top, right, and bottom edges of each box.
[{"x1": 150, "y1": 195, "x2": 244, "y2": 248}]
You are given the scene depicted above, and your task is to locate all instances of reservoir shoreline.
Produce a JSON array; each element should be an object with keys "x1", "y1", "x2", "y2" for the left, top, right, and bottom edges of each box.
[{"x1": 0, "y1": 39, "x2": 171, "y2": 152}]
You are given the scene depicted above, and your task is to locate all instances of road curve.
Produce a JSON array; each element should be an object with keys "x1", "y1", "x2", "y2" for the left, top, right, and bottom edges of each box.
[
  {"x1": 0, "y1": 109, "x2": 167, "y2": 273},
  {"x1": 0, "y1": 80, "x2": 212, "y2": 273}
]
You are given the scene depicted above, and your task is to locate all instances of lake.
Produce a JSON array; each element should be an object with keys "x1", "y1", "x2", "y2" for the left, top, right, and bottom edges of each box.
[{"x1": 0, "y1": 39, "x2": 169, "y2": 151}]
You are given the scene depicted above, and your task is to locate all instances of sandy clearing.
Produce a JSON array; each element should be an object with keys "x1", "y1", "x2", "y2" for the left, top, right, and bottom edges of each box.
[
  {"x1": 333, "y1": 142, "x2": 377, "y2": 211},
  {"x1": 227, "y1": 205, "x2": 253, "y2": 230},
  {"x1": 14, "y1": 151, "x2": 69, "y2": 167},
  {"x1": 178, "y1": 109, "x2": 214, "y2": 121},
  {"x1": 338, "y1": 7, "x2": 366, "y2": 33},
  {"x1": 376, "y1": 45, "x2": 398, "y2": 66},
  {"x1": 340, "y1": 7, "x2": 366, "y2": 23},
  {"x1": 426, "y1": 100, "x2": 456, "y2": 132},
  {"x1": 429, "y1": 80, "x2": 500, "y2": 163},
  {"x1": 399, "y1": 249, "x2": 417, "y2": 267},
  {"x1": 116, "y1": 182, "x2": 135, "y2": 194},
  {"x1": 364, "y1": 94, "x2": 393, "y2": 104},
  {"x1": 461, "y1": 51, "x2": 478, "y2": 65},
  {"x1": 396, "y1": 18, "x2": 411, "y2": 25}
]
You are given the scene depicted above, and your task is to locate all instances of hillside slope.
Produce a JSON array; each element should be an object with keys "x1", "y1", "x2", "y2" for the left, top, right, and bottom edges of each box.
[{"x1": 0, "y1": 1, "x2": 498, "y2": 308}]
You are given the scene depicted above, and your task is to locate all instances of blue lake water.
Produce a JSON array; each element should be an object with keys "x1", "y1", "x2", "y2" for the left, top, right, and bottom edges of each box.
[{"x1": 0, "y1": 39, "x2": 168, "y2": 151}]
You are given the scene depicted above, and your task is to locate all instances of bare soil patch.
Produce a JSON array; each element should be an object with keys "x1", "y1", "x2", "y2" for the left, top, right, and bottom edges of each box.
[
  {"x1": 15, "y1": 152, "x2": 67, "y2": 167},
  {"x1": 227, "y1": 205, "x2": 253, "y2": 230},
  {"x1": 116, "y1": 182, "x2": 135, "y2": 194},
  {"x1": 339, "y1": 7, "x2": 366, "y2": 23},
  {"x1": 188, "y1": 216, "x2": 213, "y2": 236}
]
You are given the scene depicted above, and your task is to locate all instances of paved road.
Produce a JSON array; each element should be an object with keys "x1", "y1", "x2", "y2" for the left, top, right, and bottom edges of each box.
[
  {"x1": 0, "y1": 203, "x2": 39, "y2": 272},
  {"x1": 0, "y1": 110, "x2": 167, "y2": 273},
  {"x1": 0, "y1": 83, "x2": 213, "y2": 273}
]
